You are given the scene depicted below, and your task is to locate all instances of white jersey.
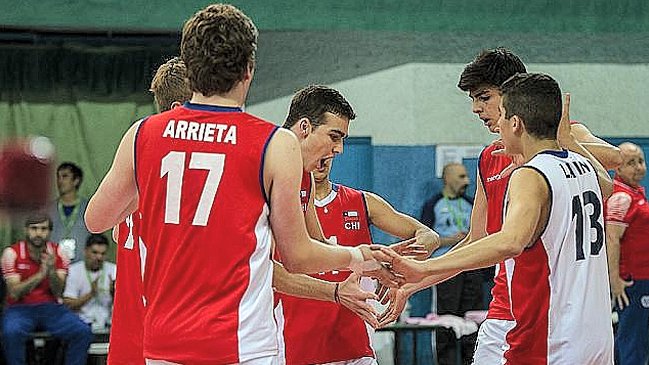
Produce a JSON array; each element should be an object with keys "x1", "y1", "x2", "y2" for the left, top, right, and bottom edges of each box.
[{"x1": 501, "y1": 150, "x2": 613, "y2": 364}]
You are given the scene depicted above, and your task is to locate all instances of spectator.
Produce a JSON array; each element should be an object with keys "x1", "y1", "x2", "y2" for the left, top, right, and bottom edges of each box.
[
  {"x1": 1, "y1": 213, "x2": 92, "y2": 365},
  {"x1": 605, "y1": 142, "x2": 649, "y2": 365},
  {"x1": 49, "y1": 162, "x2": 91, "y2": 263},
  {"x1": 63, "y1": 234, "x2": 116, "y2": 331},
  {"x1": 411, "y1": 162, "x2": 480, "y2": 365}
]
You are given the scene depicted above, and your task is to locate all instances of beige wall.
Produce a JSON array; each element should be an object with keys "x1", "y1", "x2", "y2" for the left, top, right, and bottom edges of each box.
[{"x1": 249, "y1": 63, "x2": 649, "y2": 145}]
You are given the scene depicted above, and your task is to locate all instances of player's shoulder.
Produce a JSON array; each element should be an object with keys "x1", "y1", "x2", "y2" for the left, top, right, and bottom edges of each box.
[
  {"x1": 5, "y1": 241, "x2": 21, "y2": 252},
  {"x1": 479, "y1": 142, "x2": 510, "y2": 166}
]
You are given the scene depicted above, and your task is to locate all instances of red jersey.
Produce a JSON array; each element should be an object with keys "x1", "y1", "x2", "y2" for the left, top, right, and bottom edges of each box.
[
  {"x1": 1, "y1": 241, "x2": 68, "y2": 306},
  {"x1": 280, "y1": 184, "x2": 374, "y2": 365},
  {"x1": 135, "y1": 103, "x2": 279, "y2": 364},
  {"x1": 606, "y1": 177, "x2": 649, "y2": 279},
  {"x1": 108, "y1": 212, "x2": 145, "y2": 365},
  {"x1": 301, "y1": 170, "x2": 312, "y2": 213},
  {"x1": 477, "y1": 143, "x2": 514, "y2": 320}
]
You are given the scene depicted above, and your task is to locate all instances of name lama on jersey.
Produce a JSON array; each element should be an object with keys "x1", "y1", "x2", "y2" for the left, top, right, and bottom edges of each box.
[
  {"x1": 161, "y1": 119, "x2": 237, "y2": 144},
  {"x1": 560, "y1": 160, "x2": 592, "y2": 179}
]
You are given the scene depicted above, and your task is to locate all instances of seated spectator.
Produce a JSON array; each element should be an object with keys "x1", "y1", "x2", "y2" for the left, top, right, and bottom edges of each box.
[
  {"x1": 63, "y1": 234, "x2": 116, "y2": 331},
  {"x1": 1, "y1": 213, "x2": 92, "y2": 365},
  {"x1": 49, "y1": 162, "x2": 91, "y2": 263}
]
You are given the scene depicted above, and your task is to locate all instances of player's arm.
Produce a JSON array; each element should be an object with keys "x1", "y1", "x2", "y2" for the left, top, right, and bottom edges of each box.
[
  {"x1": 2, "y1": 248, "x2": 44, "y2": 300},
  {"x1": 45, "y1": 266, "x2": 66, "y2": 298},
  {"x1": 384, "y1": 168, "x2": 548, "y2": 284},
  {"x1": 399, "y1": 170, "x2": 489, "y2": 291},
  {"x1": 364, "y1": 191, "x2": 439, "y2": 256},
  {"x1": 605, "y1": 223, "x2": 633, "y2": 309},
  {"x1": 85, "y1": 122, "x2": 141, "y2": 233},
  {"x1": 305, "y1": 177, "x2": 326, "y2": 242},
  {"x1": 571, "y1": 123, "x2": 622, "y2": 170},
  {"x1": 273, "y1": 261, "x2": 335, "y2": 300},
  {"x1": 273, "y1": 261, "x2": 379, "y2": 327},
  {"x1": 558, "y1": 95, "x2": 613, "y2": 198},
  {"x1": 4, "y1": 275, "x2": 43, "y2": 301},
  {"x1": 377, "y1": 174, "x2": 489, "y2": 325},
  {"x1": 604, "y1": 191, "x2": 634, "y2": 309},
  {"x1": 264, "y1": 129, "x2": 397, "y2": 284}
]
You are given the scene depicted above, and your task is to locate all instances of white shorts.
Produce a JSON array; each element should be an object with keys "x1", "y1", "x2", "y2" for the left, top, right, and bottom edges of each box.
[
  {"x1": 472, "y1": 319, "x2": 516, "y2": 365},
  {"x1": 319, "y1": 357, "x2": 377, "y2": 365},
  {"x1": 146, "y1": 355, "x2": 279, "y2": 365}
]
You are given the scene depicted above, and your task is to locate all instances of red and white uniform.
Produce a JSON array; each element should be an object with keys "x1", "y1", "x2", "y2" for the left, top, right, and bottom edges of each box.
[
  {"x1": 502, "y1": 150, "x2": 613, "y2": 364},
  {"x1": 301, "y1": 170, "x2": 312, "y2": 214},
  {"x1": 1, "y1": 241, "x2": 68, "y2": 306},
  {"x1": 477, "y1": 143, "x2": 514, "y2": 321},
  {"x1": 480, "y1": 121, "x2": 584, "y2": 322},
  {"x1": 280, "y1": 184, "x2": 374, "y2": 365},
  {"x1": 108, "y1": 212, "x2": 146, "y2": 365},
  {"x1": 135, "y1": 102, "x2": 279, "y2": 364},
  {"x1": 605, "y1": 177, "x2": 649, "y2": 280}
]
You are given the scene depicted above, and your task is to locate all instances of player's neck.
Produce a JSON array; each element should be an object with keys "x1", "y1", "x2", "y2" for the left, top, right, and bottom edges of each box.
[
  {"x1": 315, "y1": 180, "x2": 333, "y2": 200},
  {"x1": 523, "y1": 138, "x2": 561, "y2": 161},
  {"x1": 26, "y1": 242, "x2": 45, "y2": 261},
  {"x1": 59, "y1": 191, "x2": 79, "y2": 206},
  {"x1": 190, "y1": 88, "x2": 246, "y2": 109},
  {"x1": 442, "y1": 186, "x2": 459, "y2": 199}
]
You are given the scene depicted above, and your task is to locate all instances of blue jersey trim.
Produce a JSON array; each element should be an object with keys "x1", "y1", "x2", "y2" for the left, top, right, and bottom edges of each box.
[
  {"x1": 260, "y1": 126, "x2": 280, "y2": 206},
  {"x1": 359, "y1": 189, "x2": 373, "y2": 243},
  {"x1": 539, "y1": 149, "x2": 569, "y2": 158},
  {"x1": 183, "y1": 102, "x2": 243, "y2": 113},
  {"x1": 133, "y1": 116, "x2": 151, "y2": 195}
]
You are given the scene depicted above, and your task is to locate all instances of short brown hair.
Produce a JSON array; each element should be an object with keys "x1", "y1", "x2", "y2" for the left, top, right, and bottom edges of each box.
[
  {"x1": 181, "y1": 4, "x2": 258, "y2": 97},
  {"x1": 150, "y1": 57, "x2": 192, "y2": 112},
  {"x1": 501, "y1": 73, "x2": 562, "y2": 140},
  {"x1": 25, "y1": 213, "x2": 53, "y2": 230},
  {"x1": 283, "y1": 85, "x2": 356, "y2": 129}
]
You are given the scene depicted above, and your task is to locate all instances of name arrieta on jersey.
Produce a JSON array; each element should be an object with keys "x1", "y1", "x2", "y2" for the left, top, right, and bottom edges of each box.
[{"x1": 161, "y1": 119, "x2": 237, "y2": 144}]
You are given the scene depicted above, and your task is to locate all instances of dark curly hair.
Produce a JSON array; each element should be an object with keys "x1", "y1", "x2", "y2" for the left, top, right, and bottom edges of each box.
[
  {"x1": 458, "y1": 48, "x2": 527, "y2": 92},
  {"x1": 283, "y1": 85, "x2": 356, "y2": 129},
  {"x1": 150, "y1": 57, "x2": 192, "y2": 112},
  {"x1": 181, "y1": 4, "x2": 258, "y2": 97}
]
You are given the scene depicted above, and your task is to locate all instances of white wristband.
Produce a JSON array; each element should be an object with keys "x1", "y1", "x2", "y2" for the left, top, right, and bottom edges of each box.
[
  {"x1": 349, "y1": 247, "x2": 383, "y2": 273},
  {"x1": 349, "y1": 247, "x2": 364, "y2": 266}
]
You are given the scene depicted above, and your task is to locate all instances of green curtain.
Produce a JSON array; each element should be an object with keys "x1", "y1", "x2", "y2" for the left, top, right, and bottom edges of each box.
[
  {"x1": 2, "y1": 0, "x2": 648, "y2": 33},
  {"x1": 0, "y1": 99, "x2": 156, "y2": 258}
]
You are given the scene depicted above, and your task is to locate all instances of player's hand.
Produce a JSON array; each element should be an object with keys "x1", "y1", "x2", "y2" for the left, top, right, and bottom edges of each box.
[
  {"x1": 557, "y1": 93, "x2": 574, "y2": 148},
  {"x1": 610, "y1": 275, "x2": 633, "y2": 310},
  {"x1": 40, "y1": 250, "x2": 56, "y2": 275},
  {"x1": 390, "y1": 237, "x2": 430, "y2": 260},
  {"x1": 377, "y1": 288, "x2": 412, "y2": 327},
  {"x1": 337, "y1": 273, "x2": 380, "y2": 328},
  {"x1": 357, "y1": 245, "x2": 405, "y2": 288},
  {"x1": 491, "y1": 139, "x2": 524, "y2": 177},
  {"x1": 378, "y1": 246, "x2": 428, "y2": 284}
]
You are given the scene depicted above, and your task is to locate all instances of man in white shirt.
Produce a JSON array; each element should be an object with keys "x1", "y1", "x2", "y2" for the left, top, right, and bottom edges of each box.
[{"x1": 63, "y1": 234, "x2": 116, "y2": 330}]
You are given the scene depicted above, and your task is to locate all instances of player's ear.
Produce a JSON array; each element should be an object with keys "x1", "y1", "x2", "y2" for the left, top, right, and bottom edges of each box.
[
  {"x1": 170, "y1": 101, "x2": 182, "y2": 110},
  {"x1": 511, "y1": 115, "x2": 523, "y2": 134},
  {"x1": 298, "y1": 118, "x2": 312, "y2": 137}
]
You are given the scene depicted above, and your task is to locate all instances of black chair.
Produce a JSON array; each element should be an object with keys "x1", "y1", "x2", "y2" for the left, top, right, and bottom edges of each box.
[{"x1": 26, "y1": 331, "x2": 65, "y2": 365}]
